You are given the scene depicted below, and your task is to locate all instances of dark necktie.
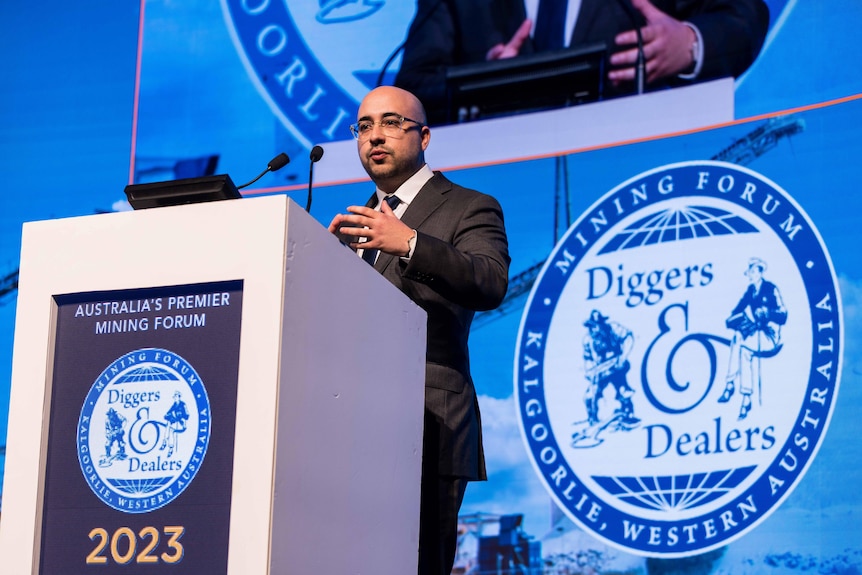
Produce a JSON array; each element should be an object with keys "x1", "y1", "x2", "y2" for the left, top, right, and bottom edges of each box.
[
  {"x1": 361, "y1": 194, "x2": 401, "y2": 265},
  {"x1": 534, "y1": 0, "x2": 566, "y2": 52}
]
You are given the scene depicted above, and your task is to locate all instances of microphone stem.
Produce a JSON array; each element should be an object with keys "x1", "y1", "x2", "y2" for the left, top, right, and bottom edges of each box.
[
  {"x1": 306, "y1": 162, "x2": 314, "y2": 212},
  {"x1": 613, "y1": 0, "x2": 645, "y2": 95},
  {"x1": 636, "y1": 30, "x2": 644, "y2": 95},
  {"x1": 237, "y1": 168, "x2": 269, "y2": 190}
]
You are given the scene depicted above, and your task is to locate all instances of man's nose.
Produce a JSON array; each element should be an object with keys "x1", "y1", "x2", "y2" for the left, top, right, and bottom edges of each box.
[{"x1": 368, "y1": 124, "x2": 386, "y2": 143}]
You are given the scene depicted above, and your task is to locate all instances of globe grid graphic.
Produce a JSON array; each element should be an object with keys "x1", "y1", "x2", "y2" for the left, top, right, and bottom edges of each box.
[
  {"x1": 599, "y1": 205, "x2": 759, "y2": 255},
  {"x1": 593, "y1": 465, "x2": 757, "y2": 512}
]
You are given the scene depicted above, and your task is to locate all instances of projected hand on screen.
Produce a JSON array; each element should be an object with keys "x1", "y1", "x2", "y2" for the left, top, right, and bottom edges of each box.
[
  {"x1": 485, "y1": 18, "x2": 532, "y2": 61},
  {"x1": 608, "y1": 0, "x2": 698, "y2": 85},
  {"x1": 393, "y1": 0, "x2": 769, "y2": 125}
]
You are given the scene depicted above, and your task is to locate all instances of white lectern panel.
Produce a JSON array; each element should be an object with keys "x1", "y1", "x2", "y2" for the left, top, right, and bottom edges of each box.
[{"x1": 0, "y1": 195, "x2": 425, "y2": 575}]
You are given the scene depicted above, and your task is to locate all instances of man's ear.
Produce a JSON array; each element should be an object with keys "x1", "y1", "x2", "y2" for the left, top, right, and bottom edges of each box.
[{"x1": 420, "y1": 125, "x2": 431, "y2": 151}]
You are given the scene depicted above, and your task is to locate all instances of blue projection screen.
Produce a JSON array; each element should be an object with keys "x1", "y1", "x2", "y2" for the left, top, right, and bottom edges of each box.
[{"x1": 1, "y1": 0, "x2": 860, "y2": 573}]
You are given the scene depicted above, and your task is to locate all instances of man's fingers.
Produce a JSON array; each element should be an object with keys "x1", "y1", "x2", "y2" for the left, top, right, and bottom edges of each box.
[
  {"x1": 616, "y1": 22, "x2": 660, "y2": 49},
  {"x1": 508, "y1": 18, "x2": 532, "y2": 51},
  {"x1": 607, "y1": 66, "x2": 636, "y2": 83},
  {"x1": 347, "y1": 205, "x2": 376, "y2": 217},
  {"x1": 328, "y1": 213, "x2": 350, "y2": 233},
  {"x1": 614, "y1": 29, "x2": 639, "y2": 48},
  {"x1": 630, "y1": 0, "x2": 662, "y2": 20},
  {"x1": 489, "y1": 18, "x2": 531, "y2": 60},
  {"x1": 608, "y1": 60, "x2": 659, "y2": 84},
  {"x1": 338, "y1": 225, "x2": 364, "y2": 237},
  {"x1": 609, "y1": 45, "x2": 639, "y2": 67},
  {"x1": 486, "y1": 43, "x2": 505, "y2": 60}
]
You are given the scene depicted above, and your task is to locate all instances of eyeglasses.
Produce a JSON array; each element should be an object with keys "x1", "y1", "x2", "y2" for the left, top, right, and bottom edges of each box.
[{"x1": 349, "y1": 115, "x2": 425, "y2": 140}]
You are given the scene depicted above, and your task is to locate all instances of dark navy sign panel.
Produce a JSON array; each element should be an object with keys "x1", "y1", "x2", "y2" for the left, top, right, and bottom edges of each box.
[{"x1": 39, "y1": 280, "x2": 243, "y2": 574}]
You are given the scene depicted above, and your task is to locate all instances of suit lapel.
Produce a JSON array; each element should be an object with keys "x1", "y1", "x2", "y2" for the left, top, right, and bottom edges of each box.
[
  {"x1": 364, "y1": 192, "x2": 377, "y2": 209},
  {"x1": 375, "y1": 173, "x2": 450, "y2": 273},
  {"x1": 570, "y1": 0, "x2": 604, "y2": 45},
  {"x1": 400, "y1": 173, "x2": 449, "y2": 230}
]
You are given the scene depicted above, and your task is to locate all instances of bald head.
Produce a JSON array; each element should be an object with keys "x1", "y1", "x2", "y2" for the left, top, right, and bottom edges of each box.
[{"x1": 360, "y1": 86, "x2": 428, "y2": 126}]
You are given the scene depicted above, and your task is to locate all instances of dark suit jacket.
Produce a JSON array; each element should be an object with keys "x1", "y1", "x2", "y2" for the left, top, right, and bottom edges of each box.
[
  {"x1": 395, "y1": 0, "x2": 769, "y2": 124},
  {"x1": 367, "y1": 172, "x2": 510, "y2": 480},
  {"x1": 729, "y1": 279, "x2": 787, "y2": 328}
]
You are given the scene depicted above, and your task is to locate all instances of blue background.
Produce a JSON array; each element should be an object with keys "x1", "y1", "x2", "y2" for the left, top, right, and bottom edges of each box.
[{"x1": 2, "y1": 1, "x2": 861, "y2": 572}]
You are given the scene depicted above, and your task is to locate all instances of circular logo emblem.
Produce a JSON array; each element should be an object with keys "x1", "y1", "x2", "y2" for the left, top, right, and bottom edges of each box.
[
  {"x1": 77, "y1": 348, "x2": 211, "y2": 513},
  {"x1": 221, "y1": 0, "x2": 413, "y2": 148},
  {"x1": 515, "y1": 161, "x2": 842, "y2": 557}
]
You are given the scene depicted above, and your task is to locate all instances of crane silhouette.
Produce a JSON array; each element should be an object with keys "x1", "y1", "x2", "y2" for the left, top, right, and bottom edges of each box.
[{"x1": 472, "y1": 114, "x2": 805, "y2": 329}]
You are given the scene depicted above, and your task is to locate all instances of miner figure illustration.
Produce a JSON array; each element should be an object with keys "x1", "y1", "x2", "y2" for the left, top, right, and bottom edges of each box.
[
  {"x1": 720, "y1": 257, "x2": 787, "y2": 419},
  {"x1": 101, "y1": 407, "x2": 127, "y2": 466},
  {"x1": 161, "y1": 390, "x2": 190, "y2": 457},
  {"x1": 582, "y1": 310, "x2": 638, "y2": 427}
]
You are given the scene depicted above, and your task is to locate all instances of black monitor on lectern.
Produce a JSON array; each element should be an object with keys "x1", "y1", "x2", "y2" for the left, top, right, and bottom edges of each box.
[
  {"x1": 124, "y1": 175, "x2": 241, "y2": 210},
  {"x1": 445, "y1": 42, "x2": 607, "y2": 123}
]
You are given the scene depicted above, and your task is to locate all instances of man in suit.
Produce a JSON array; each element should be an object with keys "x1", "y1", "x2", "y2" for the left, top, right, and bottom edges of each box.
[
  {"x1": 395, "y1": 0, "x2": 770, "y2": 124},
  {"x1": 327, "y1": 86, "x2": 510, "y2": 575}
]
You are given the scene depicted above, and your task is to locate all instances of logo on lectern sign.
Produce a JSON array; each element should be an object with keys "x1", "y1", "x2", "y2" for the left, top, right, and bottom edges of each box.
[
  {"x1": 515, "y1": 161, "x2": 842, "y2": 557},
  {"x1": 77, "y1": 348, "x2": 212, "y2": 513}
]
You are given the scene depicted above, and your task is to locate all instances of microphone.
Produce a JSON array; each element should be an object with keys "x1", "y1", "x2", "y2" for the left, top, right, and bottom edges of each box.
[
  {"x1": 306, "y1": 145, "x2": 324, "y2": 212},
  {"x1": 236, "y1": 152, "x2": 291, "y2": 190},
  {"x1": 268, "y1": 152, "x2": 291, "y2": 171},
  {"x1": 613, "y1": 0, "x2": 646, "y2": 95},
  {"x1": 310, "y1": 145, "x2": 324, "y2": 163}
]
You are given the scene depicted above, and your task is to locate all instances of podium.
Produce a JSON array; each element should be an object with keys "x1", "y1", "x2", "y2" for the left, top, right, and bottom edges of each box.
[{"x1": 0, "y1": 195, "x2": 427, "y2": 574}]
